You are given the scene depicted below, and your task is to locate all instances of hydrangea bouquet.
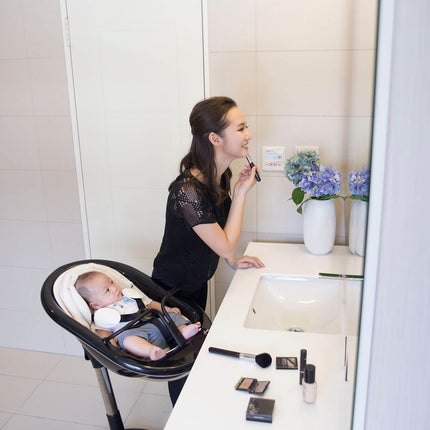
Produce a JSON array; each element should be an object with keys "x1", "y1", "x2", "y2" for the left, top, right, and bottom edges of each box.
[
  {"x1": 284, "y1": 151, "x2": 342, "y2": 214},
  {"x1": 347, "y1": 167, "x2": 369, "y2": 201}
]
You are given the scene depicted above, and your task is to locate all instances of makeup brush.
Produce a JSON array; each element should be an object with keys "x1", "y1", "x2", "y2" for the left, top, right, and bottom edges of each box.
[{"x1": 208, "y1": 347, "x2": 272, "y2": 368}]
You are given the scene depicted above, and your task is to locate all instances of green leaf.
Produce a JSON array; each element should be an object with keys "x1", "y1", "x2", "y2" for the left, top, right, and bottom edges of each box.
[
  {"x1": 296, "y1": 197, "x2": 311, "y2": 214},
  {"x1": 291, "y1": 188, "x2": 305, "y2": 205}
]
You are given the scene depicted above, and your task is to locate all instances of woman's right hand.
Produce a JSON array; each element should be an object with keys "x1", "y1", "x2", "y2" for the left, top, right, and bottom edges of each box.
[{"x1": 233, "y1": 165, "x2": 259, "y2": 197}]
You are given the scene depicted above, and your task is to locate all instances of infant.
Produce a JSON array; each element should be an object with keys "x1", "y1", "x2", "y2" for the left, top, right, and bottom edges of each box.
[{"x1": 75, "y1": 271, "x2": 201, "y2": 361}]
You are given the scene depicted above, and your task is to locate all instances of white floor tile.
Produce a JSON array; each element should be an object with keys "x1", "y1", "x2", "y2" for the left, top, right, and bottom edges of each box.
[
  {"x1": 18, "y1": 380, "x2": 139, "y2": 427},
  {"x1": 125, "y1": 392, "x2": 172, "y2": 430},
  {"x1": 2, "y1": 415, "x2": 104, "y2": 430},
  {"x1": 0, "y1": 347, "x2": 176, "y2": 430},
  {"x1": 0, "y1": 347, "x2": 62, "y2": 379},
  {"x1": 0, "y1": 375, "x2": 41, "y2": 412}
]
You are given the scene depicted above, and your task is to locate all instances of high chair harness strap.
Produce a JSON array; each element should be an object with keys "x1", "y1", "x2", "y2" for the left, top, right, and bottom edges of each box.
[
  {"x1": 119, "y1": 298, "x2": 146, "y2": 322},
  {"x1": 119, "y1": 298, "x2": 173, "y2": 342}
]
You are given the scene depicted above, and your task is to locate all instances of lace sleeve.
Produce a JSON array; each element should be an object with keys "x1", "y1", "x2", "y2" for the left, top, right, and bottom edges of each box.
[{"x1": 169, "y1": 179, "x2": 216, "y2": 227}]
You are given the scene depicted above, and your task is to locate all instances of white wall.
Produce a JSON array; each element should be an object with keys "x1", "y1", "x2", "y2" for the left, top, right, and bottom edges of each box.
[
  {"x1": 0, "y1": 0, "x2": 85, "y2": 353},
  {"x1": 208, "y1": 0, "x2": 378, "y2": 309}
]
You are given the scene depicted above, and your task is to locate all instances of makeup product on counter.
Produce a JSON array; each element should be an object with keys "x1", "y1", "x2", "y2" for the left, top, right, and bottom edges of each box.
[
  {"x1": 276, "y1": 357, "x2": 298, "y2": 369},
  {"x1": 245, "y1": 155, "x2": 261, "y2": 182},
  {"x1": 235, "y1": 377, "x2": 270, "y2": 394},
  {"x1": 208, "y1": 347, "x2": 272, "y2": 368},
  {"x1": 299, "y1": 349, "x2": 307, "y2": 385},
  {"x1": 302, "y1": 364, "x2": 317, "y2": 404},
  {"x1": 246, "y1": 397, "x2": 275, "y2": 423}
]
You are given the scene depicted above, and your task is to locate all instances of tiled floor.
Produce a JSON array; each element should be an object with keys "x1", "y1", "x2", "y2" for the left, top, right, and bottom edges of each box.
[{"x1": 0, "y1": 347, "x2": 173, "y2": 429}]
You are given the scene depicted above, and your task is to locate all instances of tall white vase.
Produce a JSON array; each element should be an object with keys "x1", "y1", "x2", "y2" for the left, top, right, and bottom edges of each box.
[
  {"x1": 303, "y1": 199, "x2": 336, "y2": 255},
  {"x1": 348, "y1": 200, "x2": 368, "y2": 257}
]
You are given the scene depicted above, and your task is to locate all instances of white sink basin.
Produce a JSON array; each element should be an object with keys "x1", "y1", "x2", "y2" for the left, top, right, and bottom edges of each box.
[{"x1": 244, "y1": 275, "x2": 362, "y2": 335}]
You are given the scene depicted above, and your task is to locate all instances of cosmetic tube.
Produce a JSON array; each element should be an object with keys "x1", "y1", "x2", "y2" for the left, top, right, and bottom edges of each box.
[
  {"x1": 299, "y1": 349, "x2": 307, "y2": 385},
  {"x1": 303, "y1": 364, "x2": 317, "y2": 404}
]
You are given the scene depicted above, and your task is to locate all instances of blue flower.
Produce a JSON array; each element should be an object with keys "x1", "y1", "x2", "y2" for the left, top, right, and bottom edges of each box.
[
  {"x1": 348, "y1": 167, "x2": 369, "y2": 200},
  {"x1": 284, "y1": 151, "x2": 320, "y2": 186},
  {"x1": 299, "y1": 165, "x2": 342, "y2": 198}
]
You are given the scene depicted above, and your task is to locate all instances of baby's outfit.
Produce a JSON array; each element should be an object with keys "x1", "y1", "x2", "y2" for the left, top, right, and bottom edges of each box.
[{"x1": 94, "y1": 294, "x2": 189, "y2": 350}]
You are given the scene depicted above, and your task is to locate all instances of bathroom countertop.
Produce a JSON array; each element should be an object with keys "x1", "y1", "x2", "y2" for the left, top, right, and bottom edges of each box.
[{"x1": 165, "y1": 242, "x2": 363, "y2": 429}]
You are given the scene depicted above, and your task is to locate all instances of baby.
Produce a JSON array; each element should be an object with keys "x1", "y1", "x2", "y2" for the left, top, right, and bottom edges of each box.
[{"x1": 75, "y1": 271, "x2": 201, "y2": 361}]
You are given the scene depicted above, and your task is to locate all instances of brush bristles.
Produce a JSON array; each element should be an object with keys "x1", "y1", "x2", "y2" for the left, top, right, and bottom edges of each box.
[{"x1": 256, "y1": 353, "x2": 272, "y2": 368}]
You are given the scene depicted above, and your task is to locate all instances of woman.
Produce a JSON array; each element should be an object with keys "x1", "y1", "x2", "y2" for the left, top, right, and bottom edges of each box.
[{"x1": 151, "y1": 96, "x2": 264, "y2": 404}]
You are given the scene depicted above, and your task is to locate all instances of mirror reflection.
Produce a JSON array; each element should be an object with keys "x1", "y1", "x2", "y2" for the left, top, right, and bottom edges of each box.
[{"x1": 209, "y1": 0, "x2": 377, "y2": 304}]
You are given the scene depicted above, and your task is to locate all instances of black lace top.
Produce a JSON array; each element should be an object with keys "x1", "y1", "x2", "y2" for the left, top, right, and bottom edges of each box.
[{"x1": 152, "y1": 173, "x2": 231, "y2": 296}]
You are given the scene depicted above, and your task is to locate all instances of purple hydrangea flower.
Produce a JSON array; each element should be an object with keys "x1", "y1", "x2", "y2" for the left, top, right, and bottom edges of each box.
[
  {"x1": 299, "y1": 164, "x2": 342, "y2": 198},
  {"x1": 348, "y1": 167, "x2": 369, "y2": 199}
]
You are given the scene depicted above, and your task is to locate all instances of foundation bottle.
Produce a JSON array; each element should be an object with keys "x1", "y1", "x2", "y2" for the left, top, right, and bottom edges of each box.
[{"x1": 303, "y1": 364, "x2": 317, "y2": 404}]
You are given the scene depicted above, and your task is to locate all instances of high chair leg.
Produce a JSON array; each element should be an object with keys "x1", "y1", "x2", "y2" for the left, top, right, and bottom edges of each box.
[{"x1": 87, "y1": 351, "x2": 146, "y2": 430}]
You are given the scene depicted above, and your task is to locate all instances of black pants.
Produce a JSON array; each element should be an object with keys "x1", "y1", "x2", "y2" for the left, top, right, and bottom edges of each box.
[{"x1": 152, "y1": 279, "x2": 208, "y2": 406}]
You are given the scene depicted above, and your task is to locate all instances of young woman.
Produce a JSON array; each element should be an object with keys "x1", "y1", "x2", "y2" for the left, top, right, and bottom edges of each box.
[
  {"x1": 152, "y1": 96, "x2": 264, "y2": 406},
  {"x1": 152, "y1": 96, "x2": 264, "y2": 318}
]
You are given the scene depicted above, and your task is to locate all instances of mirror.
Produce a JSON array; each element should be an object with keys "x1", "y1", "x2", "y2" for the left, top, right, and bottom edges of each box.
[
  {"x1": 209, "y1": 0, "x2": 378, "y2": 302},
  {"x1": 206, "y1": 1, "x2": 378, "y2": 428}
]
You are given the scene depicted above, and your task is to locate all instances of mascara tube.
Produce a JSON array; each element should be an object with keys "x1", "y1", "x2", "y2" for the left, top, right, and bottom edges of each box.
[{"x1": 300, "y1": 349, "x2": 307, "y2": 385}]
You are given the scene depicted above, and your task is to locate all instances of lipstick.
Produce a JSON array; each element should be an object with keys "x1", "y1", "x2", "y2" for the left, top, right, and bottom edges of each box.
[{"x1": 245, "y1": 155, "x2": 261, "y2": 182}]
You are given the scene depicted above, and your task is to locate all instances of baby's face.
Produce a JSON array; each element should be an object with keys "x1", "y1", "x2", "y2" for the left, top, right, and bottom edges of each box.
[{"x1": 88, "y1": 273, "x2": 122, "y2": 309}]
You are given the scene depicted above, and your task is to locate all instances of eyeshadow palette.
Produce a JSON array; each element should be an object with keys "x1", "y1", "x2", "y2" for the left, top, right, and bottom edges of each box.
[{"x1": 235, "y1": 377, "x2": 270, "y2": 394}]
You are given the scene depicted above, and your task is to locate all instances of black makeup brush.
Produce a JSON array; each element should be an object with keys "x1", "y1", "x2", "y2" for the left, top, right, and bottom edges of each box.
[
  {"x1": 209, "y1": 347, "x2": 272, "y2": 368},
  {"x1": 246, "y1": 155, "x2": 261, "y2": 182}
]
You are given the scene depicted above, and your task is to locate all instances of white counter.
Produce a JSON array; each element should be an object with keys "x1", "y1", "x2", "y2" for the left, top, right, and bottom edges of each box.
[{"x1": 165, "y1": 242, "x2": 363, "y2": 429}]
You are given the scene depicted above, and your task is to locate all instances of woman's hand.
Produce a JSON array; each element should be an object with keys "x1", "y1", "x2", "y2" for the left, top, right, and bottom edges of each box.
[
  {"x1": 233, "y1": 165, "x2": 260, "y2": 197},
  {"x1": 166, "y1": 306, "x2": 181, "y2": 314},
  {"x1": 226, "y1": 255, "x2": 265, "y2": 270}
]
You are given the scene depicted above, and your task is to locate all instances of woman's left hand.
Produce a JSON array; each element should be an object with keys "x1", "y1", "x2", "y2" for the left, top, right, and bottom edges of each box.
[
  {"x1": 166, "y1": 306, "x2": 181, "y2": 314},
  {"x1": 226, "y1": 255, "x2": 265, "y2": 270}
]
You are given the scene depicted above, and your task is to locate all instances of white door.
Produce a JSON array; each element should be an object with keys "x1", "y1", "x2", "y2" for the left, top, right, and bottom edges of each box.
[{"x1": 64, "y1": 0, "x2": 205, "y2": 273}]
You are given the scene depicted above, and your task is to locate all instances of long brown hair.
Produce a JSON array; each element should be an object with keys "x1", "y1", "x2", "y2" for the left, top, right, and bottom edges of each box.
[{"x1": 171, "y1": 96, "x2": 236, "y2": 205}]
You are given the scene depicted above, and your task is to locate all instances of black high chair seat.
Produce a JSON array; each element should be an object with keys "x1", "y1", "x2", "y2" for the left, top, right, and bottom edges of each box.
[{"x1": 41, "y1": 259, "x2": 211, "y2": 430}]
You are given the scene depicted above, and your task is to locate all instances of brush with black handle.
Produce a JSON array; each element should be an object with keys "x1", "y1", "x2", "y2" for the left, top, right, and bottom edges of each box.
[{"x1": 209, "y1": 346, "x2": 272, "y2": 368}]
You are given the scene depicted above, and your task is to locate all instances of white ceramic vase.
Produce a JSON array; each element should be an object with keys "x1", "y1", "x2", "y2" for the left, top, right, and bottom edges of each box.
[
  {"x1": 303, "y1": 199, "x2": 336, "y2": 255},
  {"x1": 348, "y1": 200, "x2": 368, "y2": 257}
]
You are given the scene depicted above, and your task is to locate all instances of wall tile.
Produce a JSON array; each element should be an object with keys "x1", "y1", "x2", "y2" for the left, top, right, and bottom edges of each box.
[
  {"x1": 41, "y1": 172, "x2": 81, "y2": 223},
  {"x1": 208, "y1": 0, "x2": 255, "y2": 52},
  {"x1": 257, "y1": 51, "x2": 373, "y2": 117},
  {"x1": 0, "y1": 220, "x2": 51, "y2": 268},
  {"x1": 0, "y1": 171, "x2": 46, "y2": 221},
  {"x1": 21, "y1": 0, "x2": 64, "y2": 58},
  {"x1": 0, "y1": 0, "x2": 26, "y2": 59},
  {"x1": 28, "y1": 58, "x2": 70, "y2": 115},
  {"x1": 48, "y1": 222, "x2": 85, "y2": 268},
  {"x1": 209, "y1": 52, "x2": 256, "y2": 116},
  {"x1": 256, "y1": 115, "x2": 371, "y2": 175},
  {"x1": 0, "y1": 266, "x2": 47, "y2": 313},
  {"x1": 36, "y1": 116, "x2": 75, "y2": 171},
  {"x1": 0, "y1": 59, "x2": 33, "y2": 115},
  {"x1": 0, "y1": 309, "x2": 66, "y2": 354},
  {"x1": 0, "y1": 117, "x2": 39, "y2": 170},
  {"x1": 256, "y1": 0, "x2": 377, "y2": 51},
  {"x1": 256, "y1": 175, "x2": 303, "y2": 234}
]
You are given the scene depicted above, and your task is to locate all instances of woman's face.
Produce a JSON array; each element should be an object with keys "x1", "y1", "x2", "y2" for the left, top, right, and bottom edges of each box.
[{"x1": 217, "y1": 107, "x2": 252, "y2": 160}]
